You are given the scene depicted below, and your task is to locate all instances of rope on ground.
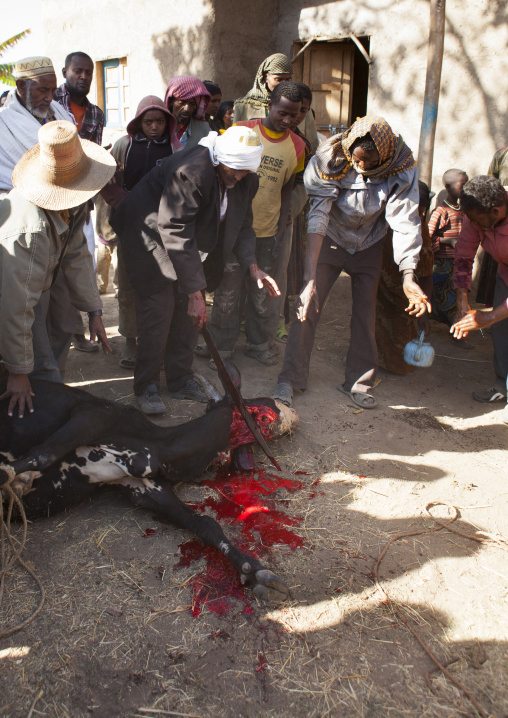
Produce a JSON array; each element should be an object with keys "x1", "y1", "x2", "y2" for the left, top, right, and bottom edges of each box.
[
  {"x1": 373, "y1": 501, "x2": 508, "y2": 718},
  {"x1": 0, "y1": 475, "x2": 45, "y2": 640}
]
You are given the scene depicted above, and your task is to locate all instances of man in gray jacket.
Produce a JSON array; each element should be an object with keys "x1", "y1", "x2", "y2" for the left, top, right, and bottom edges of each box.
[
  {"x1": 272, "y1": 115, "x2": 431, "y2": 410},
  {"x1": 0, "y1": 121, "x2": 116, "y2": 417}
]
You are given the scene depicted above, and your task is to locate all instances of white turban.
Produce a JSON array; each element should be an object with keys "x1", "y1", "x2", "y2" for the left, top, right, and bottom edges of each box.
[{"x1": 199, "y1": 126, "x2": 263, "y2": 172}]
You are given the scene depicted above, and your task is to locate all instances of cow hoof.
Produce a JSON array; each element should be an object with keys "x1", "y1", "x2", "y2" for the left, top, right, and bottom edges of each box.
[
  {"x1": 252, "y1": 569, "x2": 290, "y2": 602},
  {"x1": 231, "y1": 445, "x2": 255, "y2": 471}
]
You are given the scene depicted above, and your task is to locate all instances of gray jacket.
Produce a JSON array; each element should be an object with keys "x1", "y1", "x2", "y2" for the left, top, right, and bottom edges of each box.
[
  {"x1": 304, "y1": 156, "x2": 422, "y2": 271},
  {"x1": 0, "y1": 190, "x2": 101, "y2": 373}
]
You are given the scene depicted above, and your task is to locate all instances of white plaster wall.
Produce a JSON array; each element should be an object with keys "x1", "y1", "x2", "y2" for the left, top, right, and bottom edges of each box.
[
  {"x1": 41, "y1": 0, "x2": 275, "y2": 131},
  {"x1": 276, "y1": 0, "x2": 508, "y2": 191},
  {"x1": 42, "y1": 0, "x2": 215, "y2": 126}
]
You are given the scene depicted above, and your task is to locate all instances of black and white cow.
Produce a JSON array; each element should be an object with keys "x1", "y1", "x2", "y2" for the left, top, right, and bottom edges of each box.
[{"x1": 0, "y1": 371, "x2": 298, "y2": 601}]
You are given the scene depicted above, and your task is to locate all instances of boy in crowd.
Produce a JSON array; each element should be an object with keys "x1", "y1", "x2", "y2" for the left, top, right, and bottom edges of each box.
[
  {"x1": 277, "y1": 82, "x2": 314, "y2": 342},
  {"x1": 428, "y1": 169, "x2": 469, "y2": 327},
  {"x1": 203, "y1": 81, "x2": 222, "y2": 124},
  {"x1": 97, "y1": 96, "x2": 181, "y2": 369},
  {"x1": 204, "y1": 82, "x2": 305, "y2": 366}
]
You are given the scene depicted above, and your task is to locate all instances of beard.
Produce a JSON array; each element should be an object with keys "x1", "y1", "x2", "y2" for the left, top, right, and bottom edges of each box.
[
  {"x1": 26, "y1": 92, "x2": 49, "y2": 119},
  {"x1": 69, "y1": 83, "x2": 88, "y2": 98}
]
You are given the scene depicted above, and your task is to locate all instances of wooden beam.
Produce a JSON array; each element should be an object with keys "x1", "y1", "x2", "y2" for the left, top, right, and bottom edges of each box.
[
  {"x1": 348, "y1": 33, "x2": 372, "y2": 65},
  {"x1": 417, "y1": 0, "x2": 446, "y2": 188},
  {"x1": 292, "y1": 38, "x2": 316, "y2": 63}
]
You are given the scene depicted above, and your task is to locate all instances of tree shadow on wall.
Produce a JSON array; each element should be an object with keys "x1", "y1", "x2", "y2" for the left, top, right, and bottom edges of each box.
[
  {"x1": 282, "y1": 0, "x2": 507, "y2": 157},
  {"x1": 151, "y1": 15, "x2": 212, "y2": 87}
]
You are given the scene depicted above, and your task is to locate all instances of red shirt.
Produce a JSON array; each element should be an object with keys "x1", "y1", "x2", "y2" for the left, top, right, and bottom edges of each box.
[
  {"x1": 70, "y1": 100, "x2": 86, "y2": 133},
  {"x1": 454, "y1": 190, "x2": 508, "y2": 290},
  {"x1": 428, "y1": 201, "x2": 463, "y2": 259}
]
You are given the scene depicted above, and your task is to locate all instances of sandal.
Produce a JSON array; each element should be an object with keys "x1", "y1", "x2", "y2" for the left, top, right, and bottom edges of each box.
[
  {"x1": 271, "y1": 382, "x2": 293, "y2": 407},
  {"x1": 244, "y1": 347, "x2": 279, "y2": 366},
  {"x1": 276, "y1": 320, "x2": 289, "y2": 344},
  {"x1": 472, "y1": 387, "x2": 506, "y2": 403},
  {"x1": 337, "y1": 384, "x2": 377, "y2": 409},
  {"x1": 119, "y1": 346, "x2": 136, "y2": 369},
  {"x1": 194, "y1": 344, "x2": 211, "y2": 358}
]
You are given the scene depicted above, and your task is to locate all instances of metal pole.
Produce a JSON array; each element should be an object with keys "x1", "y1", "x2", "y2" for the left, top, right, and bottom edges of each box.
[{"x1": 417, "y1": 0, "x2": 446, "y2": 188}]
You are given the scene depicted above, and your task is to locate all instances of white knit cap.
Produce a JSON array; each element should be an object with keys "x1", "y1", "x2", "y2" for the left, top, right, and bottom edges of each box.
[{"x1": 199, "y1": 126, "x2": 262, "y2": 172}]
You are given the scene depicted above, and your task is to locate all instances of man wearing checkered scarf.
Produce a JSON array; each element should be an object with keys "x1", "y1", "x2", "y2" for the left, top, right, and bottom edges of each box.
[{"x1": 272, "y1": 115, "x2": 431, "y2": 411}]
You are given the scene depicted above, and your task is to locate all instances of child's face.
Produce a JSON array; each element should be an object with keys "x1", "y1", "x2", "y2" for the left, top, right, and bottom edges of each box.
[
  {"x1": 447, "y1": 173, "x2": 468, "y2": 200},
  {"x1": 290, "y1": 98, "x2": 311, "y2": 131},
  {"x1": 141, "y1": 109, "x2": 168, "y2": 141}
]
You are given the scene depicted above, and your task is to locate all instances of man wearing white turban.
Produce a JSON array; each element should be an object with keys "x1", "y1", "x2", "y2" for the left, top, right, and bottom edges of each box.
[{"x1": 109, "y1": 126, "x2": 279, "y2": 414}]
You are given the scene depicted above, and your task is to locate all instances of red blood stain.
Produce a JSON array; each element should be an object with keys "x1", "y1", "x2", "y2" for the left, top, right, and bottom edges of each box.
[
  {"x1": 143, "y1": 528, "x2": 157, "y2": 538},
  {"x1": 177, "y1": 467, "x2": 306, "y2": 618},
  {"x1": 228, "y1": 406, "x2": 279, "y2": 451},
  {"x1": 256, "y1": 652, "x2": 268, "y2": 672}
]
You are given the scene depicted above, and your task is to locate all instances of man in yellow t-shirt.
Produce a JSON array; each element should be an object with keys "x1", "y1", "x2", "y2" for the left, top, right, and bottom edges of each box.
[{"x1": 206, "y1": 82, "x2": 305, "y2": 366}]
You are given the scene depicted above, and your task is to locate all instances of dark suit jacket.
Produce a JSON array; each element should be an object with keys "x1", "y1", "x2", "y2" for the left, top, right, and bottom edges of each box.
[{"x1": 110, "y1": 145, "x2": 258, "y2": 296}]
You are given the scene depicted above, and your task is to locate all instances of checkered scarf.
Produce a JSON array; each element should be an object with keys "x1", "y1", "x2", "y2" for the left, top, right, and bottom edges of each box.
[
  {"x1": 241, "y1": 53, "x2": 293, "y2": 107},
  {"x1": 164, "y1": 76, "x2": 210, "y2": 121},
  {"x1": 315, "y1": 114, "x2": 416, "y2": 181}
]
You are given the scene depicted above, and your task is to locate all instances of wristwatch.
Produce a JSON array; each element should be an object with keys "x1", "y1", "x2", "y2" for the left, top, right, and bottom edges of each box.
[{"x1": 87, "y1": 310, "x2": 103, "y2": 317}]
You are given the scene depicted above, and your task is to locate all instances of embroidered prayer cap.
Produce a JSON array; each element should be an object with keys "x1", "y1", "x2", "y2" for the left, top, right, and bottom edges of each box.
[
  {"x1": 199, "y1": 125, "x2": 263, "y2": 172},
  {"x1": 14, "y1": 56, "x2": 55, "y2": 80},
  {"x1": 164, "y1": 75, "x2": 210, "y2": 121},
  {"x1": 12, "y1": 120, "x2": 117, "y2": 211}
]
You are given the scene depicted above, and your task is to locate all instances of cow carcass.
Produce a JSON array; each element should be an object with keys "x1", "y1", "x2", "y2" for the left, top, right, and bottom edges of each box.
[{"x1": 0, "y1": 370, "x2": 298, "y2": 601}]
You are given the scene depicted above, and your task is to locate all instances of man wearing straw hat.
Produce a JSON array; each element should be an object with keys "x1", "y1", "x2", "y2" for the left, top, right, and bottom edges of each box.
[
  {"x1": 110, "y1": 125, "x2": 279, "y2": 415},
  {"x1": 0, "y1": 121, "x2": 116, "y2": 418}
]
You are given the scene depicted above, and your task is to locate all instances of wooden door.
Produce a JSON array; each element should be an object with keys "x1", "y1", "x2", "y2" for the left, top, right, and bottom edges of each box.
[{"x1": 295, "y1": 42, "x2": 355, "y2": 138}]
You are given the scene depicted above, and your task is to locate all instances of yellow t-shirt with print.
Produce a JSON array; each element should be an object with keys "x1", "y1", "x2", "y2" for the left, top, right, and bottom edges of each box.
[{"x1": 235, "y1": 119, "x2": 305, "y2": 238}]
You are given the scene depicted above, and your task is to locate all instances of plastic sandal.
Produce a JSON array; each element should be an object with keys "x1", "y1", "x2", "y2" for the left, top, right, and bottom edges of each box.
[{"x1": 337, "y1": 384, "x2": 377, "y2": 409}]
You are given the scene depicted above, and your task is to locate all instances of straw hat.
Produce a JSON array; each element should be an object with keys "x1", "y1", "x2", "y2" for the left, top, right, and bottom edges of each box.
[{"x1": 12, "y1": 121, "x2": 117, "y2": 211}]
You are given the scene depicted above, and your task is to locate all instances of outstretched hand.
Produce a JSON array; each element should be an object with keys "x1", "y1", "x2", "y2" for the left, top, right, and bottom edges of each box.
[
  {"x1": 0, "y1": 372, "x2": 34, "y2": 418},
  {"x1": 249, "y1": 265, "x2": 280, "y2": 297},
  {"x1": 297, "y1": 280, "x2": 319, "y2": 322},
  {"x1": 450, "y1": 309, "x2": 492, "y2": 339},
  {"x1": 403, "y1": 276, "x2": 431, "y2": 317}
]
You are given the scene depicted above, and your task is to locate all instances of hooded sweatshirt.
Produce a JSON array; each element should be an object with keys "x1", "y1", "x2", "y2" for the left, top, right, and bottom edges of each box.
[
  {"x1": 115, "y1": 95, "x2": 182, "y2": 190},
  {"x1": 96, "y1": 96, "x2": 182, "y2": 243}
]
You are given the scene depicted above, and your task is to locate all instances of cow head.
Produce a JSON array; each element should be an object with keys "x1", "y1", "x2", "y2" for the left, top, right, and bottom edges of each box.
[{"x1": 195, "y1": 369, "x2": 298, "y2": 471}]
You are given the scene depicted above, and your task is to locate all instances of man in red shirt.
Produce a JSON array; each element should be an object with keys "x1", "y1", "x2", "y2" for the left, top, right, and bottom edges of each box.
[
  {"x1": 451, "y1": 176, "x2": 508, "y2": 404},
  {"x1": 54, "y1": 52, "x2": 104, "y2": 144}
]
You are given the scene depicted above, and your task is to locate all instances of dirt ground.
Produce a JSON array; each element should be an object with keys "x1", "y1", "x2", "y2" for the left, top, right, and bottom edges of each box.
[{"x1": 1, "y1": 273, "x2": 507, "y2": 718}]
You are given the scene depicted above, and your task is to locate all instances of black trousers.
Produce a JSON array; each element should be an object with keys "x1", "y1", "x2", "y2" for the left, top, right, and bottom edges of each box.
[
  {"x1": 134, "y1": 283, "x2": 198, "y2": 396},
  {"x1": 278, "y1": 236, "x2": 384, "y2": 393}
]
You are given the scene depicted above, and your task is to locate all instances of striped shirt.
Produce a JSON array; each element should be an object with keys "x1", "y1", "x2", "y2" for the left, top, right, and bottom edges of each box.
[
  {"x1": 54, "y1": 84, "x2": 104, "y2": 145},
  {"x1": 428, "y1": 201, "x2": 463, "y2": 258}
]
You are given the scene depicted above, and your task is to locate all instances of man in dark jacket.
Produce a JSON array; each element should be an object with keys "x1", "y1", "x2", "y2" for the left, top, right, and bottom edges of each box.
[{"x1": 110, "y1": 125, "x2": 279, "y2": 414}]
